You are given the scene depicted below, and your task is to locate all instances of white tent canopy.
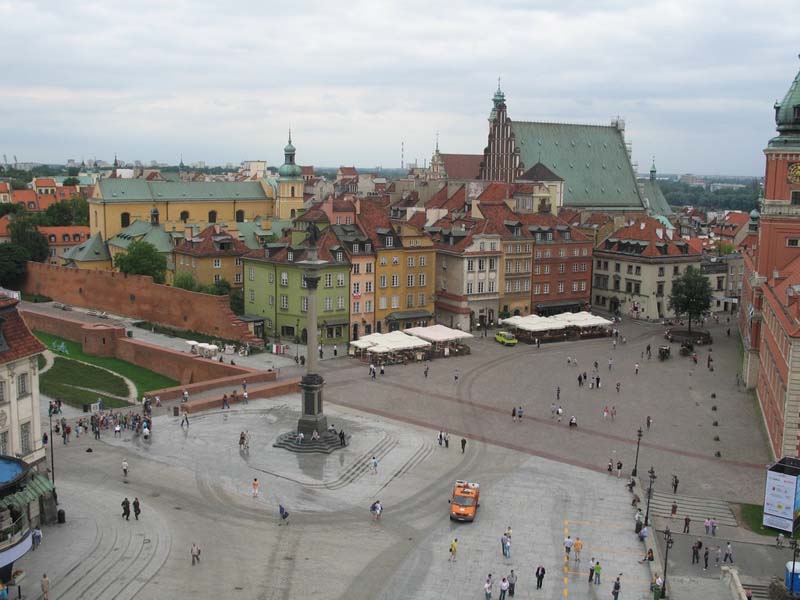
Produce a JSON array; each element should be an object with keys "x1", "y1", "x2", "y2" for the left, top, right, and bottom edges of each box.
[
  {"x1": 404, "y1": 324, "x2": 473, "y2": 343},
  {"x1": 500, "y1": 311, "x2": 611, "y2": 332},
  {"x1": 350, "y1": 330, "x2": 431, "y2": 352}
]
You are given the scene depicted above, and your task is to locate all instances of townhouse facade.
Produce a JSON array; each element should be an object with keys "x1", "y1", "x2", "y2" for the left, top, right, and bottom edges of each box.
[{"x1": 173, "y1": 224, "x2": 249, "y2": 288}]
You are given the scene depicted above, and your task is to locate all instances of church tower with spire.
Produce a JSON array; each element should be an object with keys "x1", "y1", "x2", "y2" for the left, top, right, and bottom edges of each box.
[
  {"x1": 276, "y1": 131, "x2": 305, "y2": 220},
  {"x1": 479, "y1": 80, "x2": 523, "y2": 182}
]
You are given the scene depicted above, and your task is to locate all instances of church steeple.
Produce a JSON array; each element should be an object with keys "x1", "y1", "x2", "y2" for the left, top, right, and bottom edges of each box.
[
  {"x1": 279, "y1": 129, "x2": 302, "y2": 178},
  {"x1": 650, "y1": 157, "x2": 657, "y2": 182}
]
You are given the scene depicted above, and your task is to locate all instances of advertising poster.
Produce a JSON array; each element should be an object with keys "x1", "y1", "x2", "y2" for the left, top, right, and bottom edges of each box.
[{"x1": 764, "y1": 471, "x2": 797, "y2": 532}]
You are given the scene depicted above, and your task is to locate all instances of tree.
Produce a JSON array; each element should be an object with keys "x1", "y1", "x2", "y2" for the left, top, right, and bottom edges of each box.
[
  {"x1": 0, "y1": 244, "x2": 31, "y2": 288},
  {"x1": 0, "y1": 203, "x2": 23, "y2": 218},
  {"x1": 173, "y1": 270, "x2": 200, "y2": 291},
  {"x1": 229, "y1": 288, "x2": 244, "y2": 315},
  {"x1": 62, "y1": 176, "x2": 81, "y2": 186},
  {"x1": 115, "y1": 241, "x2": 167, "y2": 283},
  {"x1": 69, "y1": 197, "x2": 89, "y2": 226},
  {"x1": 668, "y1": 266, "x2": 712, "y2": 333},
  {"x1": 43, "y1": 201, "x2": 74, "y2": 226},
  {"x1": 9, "y1": 217, "x2": 49, "y2": 262},
  {"x1": 66, "y1": 167, "x2": 80, "y2": 177}
]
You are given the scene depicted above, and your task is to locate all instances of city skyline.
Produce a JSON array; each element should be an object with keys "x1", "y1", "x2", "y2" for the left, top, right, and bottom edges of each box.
[{"x1": 1, "y1": 0, "x2": 798, "y2": 176}]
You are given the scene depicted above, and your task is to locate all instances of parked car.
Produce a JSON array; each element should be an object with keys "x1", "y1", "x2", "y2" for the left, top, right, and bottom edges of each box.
[{"x1": 495, "y1": 331, "x2": 518, "y2": 346}]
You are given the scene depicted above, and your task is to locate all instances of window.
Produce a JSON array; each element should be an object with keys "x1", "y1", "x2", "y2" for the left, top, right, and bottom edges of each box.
[
  {"x1": 523, "y1": 280, "x2": 530, "y2": 292},
  {"x1": 572, "y1": 281, "x2": 579, "y2": 292},
  {"x1": 505, "y1": 260, "x2": 512, "y2": 273},
  {"x1": 391, "y1": 295, "x2": 399, "y2": 308},
  {"x1": 392, "y1": 256, "x2": 399, "y2": 265},
  {"x1": 337, "y1": 296, "x2": 345, "y2": 309},
  {"x1": 788, "y1": 239, "x2": 800, "y2": 247},
  {"x1": 268, "y1": 272, "x2": 274, "y2": 283},
  {"x1": 366, "y1": 262, "x2": 373, "y2": 273},
  {"x1": 365, "y1": 300, "x2": 373, "y2": 313},
  {"x1": 379, "y1": 275, "x2": 387, "y2": 288},
  {"x1": 353, "y1": 301, "x2": 360, "y2": 313},
  {"x1": 514, "y1": 280, "x2": 521, "y2": 292},
  {"x1": 673, "y1": 266, "x2": 680, "y2": 276},
  {"x1": 657, "y1": 282, "x2": 665, "y2": 296},
  {"x1": 281, "y1": 272, "x2": 288, "y2": 286},
  {"x1": 336, "y1": 216, "x2": 341, "y2": 225},
  {"x1": 391, "y1": 274, "x2": 400, "y2": 287},
  {"x1": 477, "y1": 281, "x2": 485, "y2": 293},
  {"x1": 379, "y1": 296, "x2": 387, "y2": 309},
  {"x1": 581, "y1": 263, "x2": 587, "y2": 272},
  {"x1": 386, "y1": 236, "x2": 394, "y2": 247},
  {"x1": 505, "y1": 281, "x2": 511, "y2": 293},
  {"x1": 323, "y1": 297, "x2": 332, "y2": 311},
  {"x1": 535, "y1": 251, "x2": 541, "y2": 259},
  {"x1": 580, "y1": 281, "x2": 586, "y2": 291},
  {"x1": 208, "y1": 210, "x2": 217, "y2": 223},
  {"x1": 17, "y1": 373, "x2": 28, "y2": 397},
  {"x1": 658, "y1": 266, "x2": 665, "y2": 276},
  {"x1": 559, "y1": 263, "x2": 565, "y2": 273},
  {"x1": 406, "y1": 294, "x2": 414, "y2": 308},
  {"x1": 544, "y1": 250, "x2": 551, "y2": 258},
  {"x1": 515, "y1": 260, "x2": 521, "y2": 273},
  {"x1": 287, "y1": 251, "x2": 294, "y2": 262},
  {"x1": 0, "y1": 432, "x2": 7, "y2": 456},
  {"x1": 213, "y1": 274, "x2": 221, "y2": 283},
  {"x1": 534, "y1": 265, "x2": 541, "y2": 275},
  {"x1": 489, "y1": 258, "x2": 496, "y2": 271},
  {"x1": 418, "y1": 273, "x2": 426, "y2": 286},
  {"x1": 380, "y1": 256, "x2": 387, "y2": 266},
  {"x1": 479, "y1": 242, "x2": 485, "y2": 251},
  {"x1": 488, "y1": 280, "x2": 495, "y2": 292},
  {"x1": 419, "y1": 256, "x2": 427, "y2": 267},
  {"x1": 324, "y1": 273, "x2": 333, "y2": 288},
  {"x1": 478, "y1": 259, "x2": 485, "y2": 270},
  {"x1": 635, "y1": 266, "x2": 641, "y2": 276},
  {"x1": 213, "y1": 258, "x2": 221, "y2": 269},
  {"x1": 466, "y1": 282, "x2": 473, "y2": 294},
  {"x1": 543, "y1": 265, "x2": 550, "y2": 275},
  {"x1": 467, "y1": 260, "x2": 475, "y2": 272},
  {"x1": 352, "y1": 243, "x2": 360, "y2": 254},
  {"x1": 352, "y1": 263, "x2": 360, "y2": 274},
  {"x1": 793, "y1": 190, "x2": 800, "y2": 205},
  {"x1": 268, "y1": 295, "x2": 274, "y2": 305},
  {"x1": 365, "y1": 281, "x2": 373, "y2": 293},
  {"x1": 120, "y1": 212, "x2": 130, "y2": 228},
  {"x1": 353, "y1": 282, "x2": 361, "y2": 295},
  {"x1": 249, "y1": 289, "x2": 255, "y2": 302},
  {"x1": 301, "y1": 296, "x2": 309, "y2": 312},
  {"x1": 337, "y1": 273, "x2": 345, "y2": 287},
  {"x1": 236, "y1": 209, "x2": 245, "y2": 223},
  {"x1": 408, "y1": 257, "x2": 415, "y2": 267},
  {"x1": 533, "y1": 284, "x2": 541, "y2": 295},
  {"x1": 235, "y1": 272, "x2": 242, "y2": 284},
  {"x1": 280, "y1": 295, "x2": 288, "y2": 309},
  {"x1": 418, "y1": 292, "x2": 425, "y2": 306},
  {"x1": 543, "y1": 284, "x2": 550, "y2": 294},
  {"x1": 573, "y1": 248, "x2": 579, "y2": 256},
  {"x1": 20, "y1": 422, "x2": 31, "y2": 456},
  {"x1": 407, "y1": 274, "x2": 414, "y2": 287},
  {"x1": 336, "y1": 252, "x2": 344, "y2": 262},
  {"x1": 490, "y1": 242, "x2": 497, "y2": 251},
  {"x1": 180, "y1": 210, "x2": 189, "y2": 222},
  {"x1": 559, "y1": 248, "x2": 566, "y2": 257},
  {"x1": 583, "y1": 248, "x2": 588, "y2": 256},
  {"x1": 235, "y1": 257, "x2": 242, "y2": 267}
]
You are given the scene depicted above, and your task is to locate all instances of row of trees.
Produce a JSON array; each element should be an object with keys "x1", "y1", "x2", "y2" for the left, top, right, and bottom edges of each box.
[
  {"x1": 661, "y1": 180, "x2": 760, "y2": 211},
  {"x1": 0, "y1": 197, "x2": 89, "y2": 227}
]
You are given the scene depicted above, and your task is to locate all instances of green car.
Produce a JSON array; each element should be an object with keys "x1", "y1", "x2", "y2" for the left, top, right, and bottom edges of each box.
[{"x1": 495, "y1": 331, "x2": 518, "y2": 346}]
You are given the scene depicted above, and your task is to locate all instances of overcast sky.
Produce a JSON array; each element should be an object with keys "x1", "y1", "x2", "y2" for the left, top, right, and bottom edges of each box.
[{"x1": 0, "y1": 0, "x2": 797, "y2": 176}]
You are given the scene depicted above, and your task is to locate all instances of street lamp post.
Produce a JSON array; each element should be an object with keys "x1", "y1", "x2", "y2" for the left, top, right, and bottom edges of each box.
[
  {"x1": 644, "y1": 467, "x2": 657, "y2": 527},
  {"x1": 790, "y1": 537, "x2": 799, "y2": 596},
  {"x1": 295, "y1": 318, "x2": 300, "y2": 364},
  {"x1": 48, "y1": 410, "x2": 57, "y2": 505},
  {"x1": 661, "y1": 528, "x2": 674, "y2": 598},
  {"x1": 632, "y1": 427, "x2": 643, "y2": 477}
]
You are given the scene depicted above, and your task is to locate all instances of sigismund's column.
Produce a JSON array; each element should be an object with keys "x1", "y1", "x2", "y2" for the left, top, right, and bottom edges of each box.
[{"x1": 296, "y1": 243, "x2": 328, "y2": 435}]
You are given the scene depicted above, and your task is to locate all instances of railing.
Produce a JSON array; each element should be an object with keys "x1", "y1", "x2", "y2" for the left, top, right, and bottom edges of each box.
[{"x1": 0, "y1": 512, "x2": 30, "y2": 553}]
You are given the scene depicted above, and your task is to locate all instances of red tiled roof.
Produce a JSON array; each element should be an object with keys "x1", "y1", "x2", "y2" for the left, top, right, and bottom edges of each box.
[
  {"x1": 407, "y1": 211, "x2": 427, "y2": 229},
  {"x1": 332, "y1": 198, "x2": 355, "y2": 212},
  {"x1": 175, "y1": 225, "x2": 250, "y2": 257},
  {"x1": 295, "y1": 207, "x2": 330, "y2": 223},
  {"x1": 439, "y1": 154, "x2": 482, "y2": 180},
  {"x1": 0, "y1": 297, "x2": 46, "y2": 365},
  {"x1": 301, "y1": 166, "x2": 314, "y2": 176},
  {"x1": 0, "y1": 182, "x2": 10, "y2": 193},
  {"x1": 356, "y1": 197, "x2": 392, "y2": 248},
  {"x1": 38, "y1": 226, "x2": 91, "y2": 246},
  {"x1": 339, "y1": 166, "x2": 358, "y2": 176},
  {"x1": 34, "y1": 178, "x2": 56, "y2": 187},
  {"x1": 0, "y1": 215, "x2": 10, "y2": 238},
  {"x1": 558, "y1": 208, "x2": 581, "y2": 225},
  {"x1": 477, "y1": 182, "x2": 516, "y2": 203},
  {"x1": 604, "y1": 217, "x2": 698, "y2": 257}
]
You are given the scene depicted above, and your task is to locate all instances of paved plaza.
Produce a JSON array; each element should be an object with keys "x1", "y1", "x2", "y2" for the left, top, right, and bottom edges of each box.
[{"x1": 18, "y1": 310, "x2": 787, "y2": 599}]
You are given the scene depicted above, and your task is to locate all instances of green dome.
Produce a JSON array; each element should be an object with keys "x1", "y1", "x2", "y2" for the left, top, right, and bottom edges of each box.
[
  {"x1": 749, "y1": 209, "x2": 760, "y2": 220},
  {"x1": 279, "y1": 130, "x2": 301, "y2": 178},
  {"x1": 278, "y1": 163, "x2": 302, "y2": 177},
  {"x1": 769, "y1": 58, "x2": 800, "y2": 148},
  {"x1": 284, "y1": 141, "x2": 296, "y2": 154}
]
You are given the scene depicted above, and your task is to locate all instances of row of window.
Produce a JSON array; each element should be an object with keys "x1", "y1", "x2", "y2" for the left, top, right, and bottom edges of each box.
[
  {"x1": 0, "y1": 373, "x2": 29, "y2": 402},
  {"x1": 247, "y1": 290, "x2": 348, "y2": 312},
  {"x1": 376, "y1": 294, "x2": 426, "y2": 309},
  {"x1": 48, "y1": 233, "x2": 83, "y2": 243},
  {"x1": 377, "y1": 274, "x2": 427, "y2": 288},
  {"x1": 466, "y1": 281, "x2": 497, "y2": 294},
  {"x1": 596, "y1": 260, "x2": 683, "y2": 277},
  {"x1": 531, "y1": 262, "x2": 589, "y2": 275},
  {"x1": 352, "y1": 281, "x2": 374, "y2": 294},
  {"x1": 532, "y1": 281, "x2": 587, "y2": 295},
  {"x1": 379, "y1": 255, "x2": 428, "y2": 267},
  {"x1": 534, "y1": 247, "x2": 589, "y2": 259},
  {"x1": 467, "y1": 258, "x2": 497, "y2": 272},
  {"x1": 120, "y1": 209, "x2": 248, "y2": 228},
  {"x1": 352, "y1": 262, "x2": 373, "y2": 274},
  {"x1": 0, "y1": 426, "x2": 30, "y2": 456}
]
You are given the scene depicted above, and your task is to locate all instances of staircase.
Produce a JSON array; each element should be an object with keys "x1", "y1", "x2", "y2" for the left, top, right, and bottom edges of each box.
[{"x1": 273, "y1": 430, "x2": 348, "y2": 454}]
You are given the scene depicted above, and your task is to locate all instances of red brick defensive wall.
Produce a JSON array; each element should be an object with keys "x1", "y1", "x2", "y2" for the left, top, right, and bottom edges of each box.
[{"x1": 23, "y1": 262, "x2": 262, "y2": 346}]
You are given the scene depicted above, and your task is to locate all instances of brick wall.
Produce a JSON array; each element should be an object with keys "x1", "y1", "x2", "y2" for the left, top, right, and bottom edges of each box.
[
  {"x1": 23, "y1": 262, "x2": 262, "y2": 346},
  {"x1": 20, "y1": 310, "x2": 274, "y2": 386}
]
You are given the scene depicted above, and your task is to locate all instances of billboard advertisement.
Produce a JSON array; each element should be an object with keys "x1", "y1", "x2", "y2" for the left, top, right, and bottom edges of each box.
[{"x1": 764, "y1": 470, "x2": 798, "y2": 532}]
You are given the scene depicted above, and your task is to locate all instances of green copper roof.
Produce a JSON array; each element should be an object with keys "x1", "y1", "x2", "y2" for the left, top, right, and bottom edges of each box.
[
  {"x1": 107, "y1": 220, "x2": 175, "y2": 253},
  {"x1": 769, "y1": 59, "x2": 800, "y2": 149},
  {"x1": 639, "y1": 179, "x2": 673, "y2": 217},
  {"x1": 62, "y1": 232, "x2": 110, "y2": 263},
  {"x1": 510, "y1": 121, "x2": 644, "y2": 210},
  {"x1": 96, "y1": 180, "x2": 267, "y2": 202}
]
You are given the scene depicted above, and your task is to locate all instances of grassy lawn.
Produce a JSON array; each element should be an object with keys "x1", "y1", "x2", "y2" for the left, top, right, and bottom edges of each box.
[
  {"x1": 41, "y1": 358, "x2": 130, "y2": 409},
  {"x1": 34, "y1": 331, "x2": 178, "y2": 399},
  {"x1": 737, "y1": 503, "x2": 785, "y2": 538},
  {"x1": 37, "y1": 354, "x2": 46, "y2": 370}
]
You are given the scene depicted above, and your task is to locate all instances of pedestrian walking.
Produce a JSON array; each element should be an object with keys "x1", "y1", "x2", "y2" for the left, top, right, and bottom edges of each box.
[
  {"x1": 593, "y1": 561, "x2": 601, "y2": 584},
  {"x1": 252, "y1": 478, "x2": 260, "y2": 497},
  {"x1": 501, "y1": 533, "x2": 509, "y2": 558},
  {"x1": 32, "y1": 526, "x2": 42, "y2": 550},
  {"x1": 691, "y1": 540, "x2": 700, "y2": 564},
  {"x1": 371, "y1": 456, "x2": 379, "y2": 474},
  {"x1": 499, "y1": 577, "x2": 509, "y2": 600},
  {"x1": 243, "y1": 390, "x2": 248, "y2": 405},
  {"x1": 41, "y1": 574, "x2": 50, "y2": 600},
  {"x1": 424, "y1": 365, "x2": 429, "y2": 378},
  {"x1": 564, "y1": 535, "x2": 573, "y2": 556},
  {"x1": 616, "y1": 460, "x2": 623, "y2": 478},
  {"x1": 536, "y1": 564, "x2": 546, "y2": 589},
  {"x1": 380, "y1": 364, "x2": 385, "y2": 376},
  {"x1": 587, "y1": 559, "x2": 595, "y2": 583},
  {"x1": 181, "y1": 407, "x2": 189, "y2": 428},
  {"x1": 517, "y1": 406, "x2": 523, "y2": 420},
  {"x1": 672, "y1": 474, "x2": 679, "y2": 494},
  {"x1": 608, "y1": 358, "x2": 613, "y2": 370},
  {"x1": 683, "y1": 516, "x2": 691, "y2": 534},
  {"x1": 449, "y1": 538, "x2": 458, "y2": 562},
  {"x1": 646, "y1": 415, "x2": 652, "y2": 430},
  {"x1": 671, "y1": 501, "x2": 678, "y2": 519},
  {"x1": 444, "y1": 433, "x2": 450, "y2": 448},
  {"x1": 557, "y1": 406, "x2": 563, "y2": 422},
  {"x1": 453, "y1": 369, "x2": 459, "y2": 383},
  {"x1": 339, "y1": 430, "x2": 346, "y2": 446},
  {"x1": 723, "y1": 542, "x2": 734, "y2": 563},
  {"x1": 370, "y1": 500, "x2": 383, "y2": 521},
  {"x1": 222, "y1": 394, "x2": 230, "y2": 409},
  {"x1": 715, "y1": 546, "x2": 722, "y2": 567},
  {"x1": 133, "y1": 497, "x2": 141, "y2": 520},
  {"x1": 607, "y1": 458, "x2": 613, "y2": 475},
  {"x1": 319, "y1": 344, "x2": 323, "y2": 359},
  {"x1": 612, "y1": 576, "x2": 621, "y2": 600},
  {"x1": 511, "y1": 407, "x2": 517, "y2": 422},
  {"x1": 603, "y1": 406, "x2": 609, "y2": 420},
  {"x1": 484, "y1": 578, "x2": 493, "y2": 600},
  {"x1": 333, "y1": 344, "x2": 338, "y2": 357},
  {"x1": 703, "y1": 547, "x2": 709, "y2": 570},
  {"x1": 279, "y1": 504, "x2": 289, "y2": 525},
  {"x1": 711, "y1": 518, "x2": 718, "y2": 536},
  {"x1": 191, "y1": 543, "x2": 201, "y2": 565},
  {"x1": 611, "y1": 406, "x2": 617, "y2": 421},
  {"x1": 507, "y1": 570, "x2": 517, "y2": 597},
  {"x1": 461, "y1": 438, "x2": 467, "y2": 453},
  {"x1": 121, "y1": 497, "x2": 131, "y2": 520},
  {"x1": 573, "y1": 537, "x2": 583, "y2": 562},
  {"x1": 635, "y1": 362, "x2": 640, "y2": 375},
  {"x1": 616, "y1": 382, "x2": 621, "y2": 394},
  {"x1": 556, "y1": 386, "x2": 560, "y2": 400},
  {"x1": 704, "y1": 518, "x2": 711, "y2": 535}
]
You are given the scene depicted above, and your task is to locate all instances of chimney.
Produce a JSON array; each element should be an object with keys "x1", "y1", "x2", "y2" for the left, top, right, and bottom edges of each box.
[
  {"x1": 640, "y1": 222, "x2": 645, "y2": 230},
  {"x1": 354, "y1": 197, "x2": 361, "y2": 215},
  {"x1": 655, "y1": 228, "x2": 663, "y2": 240}
]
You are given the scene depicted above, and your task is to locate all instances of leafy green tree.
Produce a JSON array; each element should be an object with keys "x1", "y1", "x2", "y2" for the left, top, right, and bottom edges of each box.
[
  {"x1": 229, "y1": 288, "x2": 244, "y2": 315},
  {"x1": 69, "y1": 197, "x2": 89, "y2": 226},
  {"x1": 668, "y1": 266, "x2": 712, "y2": 333},
  {"x1": 43, "y1": 201, "x2": 74, "y2": 226},
  {"x1": 0, "y1": 244, "x2": 31, "y2": 288},
  {"x1": 0, "y1": 203, "x2": 23, "y2": 218},
  {"x1": 62, "y1": 176, "x2": 81, "y2": 186},
  {"x1": 9, "y1": 217, "x2": 49, "y2": 262},
  {"x1": 66, "y1": 167, "x2": 80, "y2": 177},
  {"x1": 115, "y1": 241, "x2": 167, "y2": 283},
  {"x1": 715, "y1": 241, "x2": 736, "y2": 256},
  {"x1": 173, "y1": 271, "x2": 200, "y2": 291}
]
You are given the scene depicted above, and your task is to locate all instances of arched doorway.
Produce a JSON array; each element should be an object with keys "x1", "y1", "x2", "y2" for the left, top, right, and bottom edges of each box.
[
  {"x1": 513, "y1": 308, "x2": 521, "y2": 316},
  {"x1": 301, "y1": 328, "x2": 308, "y2": 343},
  {"x1": 352, "y1": 323, "x2": 359, "y2": 340},
  {"x1": 376, "y1": 321, "x2": 382, "y2": 333}
]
